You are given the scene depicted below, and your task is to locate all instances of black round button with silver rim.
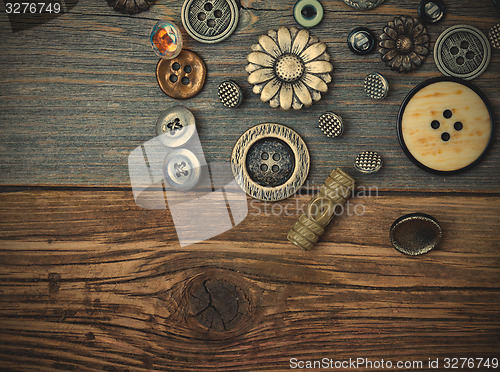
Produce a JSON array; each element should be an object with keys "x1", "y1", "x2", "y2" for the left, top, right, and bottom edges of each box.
[
  {"x1": 181, "y1": 0, "x2": 239, "y2": 44},
  {"x1": 348, "y1": 27, "x2": 376, "y2": 55},
  {"x1": 418, "y1": 0, "x2": 446, "y2": 24},
  {"x1": 434, "y1": 25, "x2": 491, "y2": 80},
  {"x1": 156, "y1": 106, "x2": 196, "y2": 148},
  {"x1": 163, "y1": 148, "x2": 201, "y2": 191},
  {"x1": 218, "y1": 80, "x2": 243, "y2": 108},
  {"x1": 231, "y1": 123, "x2": 310, "y2": 201}
]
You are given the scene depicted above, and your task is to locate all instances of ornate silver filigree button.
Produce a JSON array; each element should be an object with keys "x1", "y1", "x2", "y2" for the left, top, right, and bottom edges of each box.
[
  {"x1": 355, "y1": 151, "x2": 383, "y2": 174},
  {"x1": 246, "y1": 26, "x2": 332, "y2": 110},
  {"x1": 434, "y1": 25, "x2": 491, "y2": 80},
  {"x1": 489, "y1": 23, "x2": 500, "y2": 50},
  {"x1": 181, "y1": 0, "x2": 239, "y2": 44},
  {"x1": 318, "y1": 112, "x2": 344, "y2": 138},
  {"x1": 343, "y1": 0, "x2": 385, "y2": 10},
  {"x1": 364, "y1": 73, "x2": 389, "y2": 100},
  {"x1": 156, "y1": 106, "x2": 196, "y2": 148},
  {"x1": 218, "y1": 80, "x2": 243, "y2": 108}
]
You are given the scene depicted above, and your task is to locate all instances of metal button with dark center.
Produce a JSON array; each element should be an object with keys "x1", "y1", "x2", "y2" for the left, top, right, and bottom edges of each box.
[
  {"x1": 343, "y1": 0, "x2": 385, "y2": 10},
  {"x1": 181, "y1": 0, "x2": 239, "y2": 44},
  {"x1": 245, "y1": 138, "x2": 295, "y2": 187},
  {"x1": 434, "y1": 25, "x2": 491, "y2": 80},
  {"x1": 156, "y1": 50, "x2": 207, "y2": 99},
  {"x1": 348, "y1": 27, "x2": 376, "y2": 55},
  {"x1": 418, "y1": 0, "x2": 446, "y2": 24}
]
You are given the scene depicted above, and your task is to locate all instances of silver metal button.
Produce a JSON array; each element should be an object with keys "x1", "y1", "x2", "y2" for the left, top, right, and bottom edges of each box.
[
  {"x1": 390, "y1": 213, "x2": 442, "y2": 256},
  {"x1": 418, "y1": 0, "x2": 446, "y2": 24},
  {"x1": 434, "y1": 25, "x2": 491, "y2": 80},
  {"x1": 489, "y1": 23, "x2": 500, "y2": 50},
  {"x1": 181, "y1": 0, "x2": 239, "y2": 44},
  {"x1": 364, "y1": 73, "x2": 389, "y2": 100},
  {"x1": 156, "y1": 106, "x2": 196, "y2": 148},
  {"x1": 343, "y1": 0, "x2": 384, "y2": 10},
  {"x1": 355, "y1": 151, "x2": 382, "y2": 174},
  {"x1": 318, "y1": 112, "x2": 344, "y2": 138},
  {"x1": 348, "y1": 27, "x2": 376, "y2": 55},
  {"x1": 163, "y1": 148, "x2": 201, "y2": 190},
  {"x1": 218, "y1": 80, "x2": 243, "y2": 108}
]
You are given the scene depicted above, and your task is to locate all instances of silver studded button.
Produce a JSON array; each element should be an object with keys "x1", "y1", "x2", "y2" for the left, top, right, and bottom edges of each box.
[
  {"x1": 355, "y1": 151, "x2": 382, "y2": 174},
  {"x1": 364, "y1": 73, "x2": 389, "y2": 100},
  {"x1": 181, "y1": 0, "x2": 239, "y2": 44},
  {"x1": 156, "y1": 106, "x2": 196, "y2": 148},
  {"x1": 163, "y1": 148, "x2": 201, "y2": 190},
  {"x1": 318, "y1": 112, "x2": 344, "y2": 138},
  {"x1": 489, "y1": 23, "x2": 500, "y2": 50},
  {"x1": 434, "y1": 25, "x2": 491, "y2": 80},
  {"x1": 218, "y1": 80, "x2": 243, "y2": 108},
  {"x1": 343, "y1": 0, "x2": 385, "y2": 10}
]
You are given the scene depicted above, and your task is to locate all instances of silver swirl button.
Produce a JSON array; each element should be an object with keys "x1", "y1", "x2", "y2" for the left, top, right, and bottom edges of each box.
[{"x1": 182, "y1": 0, "x2": 239, "y2": 44}]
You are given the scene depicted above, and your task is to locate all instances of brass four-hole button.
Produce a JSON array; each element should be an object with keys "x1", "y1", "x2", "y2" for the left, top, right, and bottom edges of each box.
[{"x1": 156, "y1": 50, "x2": 207, "y2": 99}]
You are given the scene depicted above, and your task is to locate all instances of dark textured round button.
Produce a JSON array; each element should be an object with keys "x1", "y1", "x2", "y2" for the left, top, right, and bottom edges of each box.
[
  {"x1": 156, "y1": 50, "x2": 207, "y2": 100},
  {"x1": 156, "y1": 106, "x2": 196, "y2": 148},
  {"x1": 318, "y1": 112, "x2": 344, "y2": 138},
  {"x1": 218, "y1": 80, "x2": 243, "y2": 108},
  {"x1": 348, "y1": 27, "x2": 376, "y2": 55},
  {"x1": 418, "y1": 0, "x2": 446, "y2": 24},
  {"x1": 489, "y1": 23, "x2": 500, "y2": 50},
  {"x1": 293, "y1": 0, "x2": 324, "y2": 28},
  {"x1": 246, "y1": 138, "x2": 295, "y2": 187},
  {"x1": 364, "y1": 72, "x2": 389, "y2": 100},
  {"x1": 231, "y1": 123, "x2": 310, "y2": 201},
  {"x1": 163, "y1": 148, "x2": 201, "y2": 190},
  {"x1": 434, "y1": 25, "x2": 491, "y2": 80},
  {"x1": 355, "y1": 151, "x2": 383, "y2": 174},
  {"x1": 181, "y1": 0, "x2": 239, "y2": 44},
  {"x1": 398, "y1": 77, "x2": 494, "y2": 174},
  {"x1": 390, "y1": 213, "x2": 442, "y2": 256},
  {"x1": 343, "y1": 0, "x2": 384, "y2": 10}
]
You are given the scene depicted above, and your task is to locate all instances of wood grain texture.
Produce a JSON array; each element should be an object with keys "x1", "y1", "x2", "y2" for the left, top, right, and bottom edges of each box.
[
  {"x1": 0, "y1": 0, "x2": 499, "y2": 191},
  {"x1": 0, "y1": 189, "x2": 499, "y2": 371}
]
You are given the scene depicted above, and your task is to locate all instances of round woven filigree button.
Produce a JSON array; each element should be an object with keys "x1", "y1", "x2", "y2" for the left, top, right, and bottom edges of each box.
[
  {"x1": 364, "y1": 73, "x2": 389, "y2": 100},
  {"x1": 246, "y1": 26, "x2": 332, "y2": 110},
  {"x1": 343, "y1": 0, "x2": 384, "y2": 10},
  {"x1": 490, "y1": 23, "x2": 500, "y2": 50},
  {"x1": 355, "y1": 151, "x2": 383, "y2": 174},
  {"x1": 218, "y1": 80, "x2": 243, "y2": 108},
  {"x1": 379, "y1": 15, "x2": 430, "y2": 73},
  {"x1": 318, "y1": 112, "x2": 344, "y2": 138}
]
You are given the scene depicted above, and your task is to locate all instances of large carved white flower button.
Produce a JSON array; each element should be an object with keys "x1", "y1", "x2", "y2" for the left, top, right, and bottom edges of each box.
[{"x1": 246, "y1": 26, "x2": 333, "y2": 110}]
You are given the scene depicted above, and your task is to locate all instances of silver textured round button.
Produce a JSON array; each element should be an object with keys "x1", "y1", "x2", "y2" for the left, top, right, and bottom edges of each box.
[
  {"x1": 355, "y1": 151, "x2": 382, "y2": 174},
  {"x1": 156, "y1": 106, "x2": 196, "y2": 148},
  {"x1": 390, "y1": 213, "x2": 442, "y2": 256},
  {"x1": 489, "y1": 23, "x2": 500, "y2": 50},
  {"x1": 231, "y1": 123, "x2": 310, "y2": 201},
  {"x1": 434, "y1": 25, "x2": 491, "y2": 80},
  {"x1": 163, "y1": 148, "x2": 201, "y2": 191},
  {"x1": 318, "y1": 112, "x2": 344, "y2": 138},
  {"x1": 181, "y1": 0, "x2": 239, "y2": 44},
  {"x1": 343, "y1": 0, "x2": 384, "y2": 10},
  {"x1": 364, "y1": 73, "x2": 389, "y2": 100},
  {"x1": 293, "y1": 0, "x2": 324, "y2": 28},
  {"x1": 218, "y1": 80, "x2": 243, "y2": 108}
]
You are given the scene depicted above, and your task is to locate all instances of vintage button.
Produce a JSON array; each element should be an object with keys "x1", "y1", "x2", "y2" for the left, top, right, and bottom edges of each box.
[
  {"x1": 489, "y1": 23, "x2": 500, "y2": 50},
  {"x1": 364, "y1": 73, "x2": 389, "y2": 100},
  {"x1": 347, "y1": 27, "x2": 376, "y2": 55},
  {"x1": 293, "y1": 0, "x2": 324, "y2": 28},
  {"x1": 434, "y1": 25, "x2": 491, "y2": 80},
  {"x1": 418, "y1": 0, "x2": 446, "y2": 24},
  {"x1": 156, "y1": 106, "x2": 196, "y2": 148},
  {"x1": 231, "y1": 123, "x2": 310, "y2": 201},
  {"x1": 150, "y1": 21, "x2": 183, "y2": 59},
  {"x1": 218, "y1": 80, "x2": 243, "y2": 108},
  {"x1": 181, "y1": 0, "x2": 239, "y2": 44},
  {"x1": 163, "y1": 148, "x2": 201, "y2": 191},
  {"x1": 355, "y1": 151, "x2": 383, "y2": 174},
  {"x1": 318, "y1": 112, "x2": 344, "y2": 138},
  {"x1": 390, "y1": 213, "x2": 442, "y2": 256},
  {"x1": 156, "y1": 50, "x2": 207, "y2": 100},
  {"x1": 343, "y1": 0, "x2": 384, "y2": 10},
  {"x1": 398, "y1": 77, "x2": 494, "y2": 174}
]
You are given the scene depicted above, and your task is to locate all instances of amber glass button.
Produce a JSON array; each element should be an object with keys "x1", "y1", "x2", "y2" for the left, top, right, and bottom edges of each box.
[
  {"x1": 398, "y1": 77, "x2": 494, "y2": 174},
  {"x1": 156, "y1": 50, "x2": 207, "y2": 99}
]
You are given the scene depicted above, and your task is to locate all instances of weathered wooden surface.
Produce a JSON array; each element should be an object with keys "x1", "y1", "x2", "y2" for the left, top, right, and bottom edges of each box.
[
  {"x1": 0, "y1": 189, "x2": 499, "y2": 371},
  {"x1": 0, "y1": 0, "x2": 499, "y2": 190}
]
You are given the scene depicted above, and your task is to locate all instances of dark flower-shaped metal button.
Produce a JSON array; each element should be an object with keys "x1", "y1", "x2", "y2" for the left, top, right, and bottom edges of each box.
[{"x1": 379, "y1": 15, "x2": 430, "y2": 73}]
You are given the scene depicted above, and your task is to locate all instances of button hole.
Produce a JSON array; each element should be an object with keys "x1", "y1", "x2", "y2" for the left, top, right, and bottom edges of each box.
[
  {"x1": 214, "y1": 9, "x2": 222, "y2": 18},
  {"x1": 204, "y1": 3, "x2": 213, "y2": 11},
  {"x1": 169, "y1": 74, "x2": 178, "y2": 83},
  {"x1": 184, "y1": 65, "x2": 192, "y2": 73},
  {"x1": 207, "y1": 19, "x2": 216, "y2": 28},
  {"x1": 172, "y1": 62, "x2": 181, "y2": 71},
  {"x1": 197, "y1": 12, "x2": 206, "y2": 21},
  {"x1": 181, "y1": 77, "x2": 190, "y2": 85}
]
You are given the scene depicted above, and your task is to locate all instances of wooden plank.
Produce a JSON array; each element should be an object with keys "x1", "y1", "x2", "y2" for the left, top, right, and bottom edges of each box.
[
  {"x1": 0, "y1": 189, "x2": 498, "y2": 370},
  {"x1": 0, "y1": 1, "x2": 499, "y2": 190}
]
